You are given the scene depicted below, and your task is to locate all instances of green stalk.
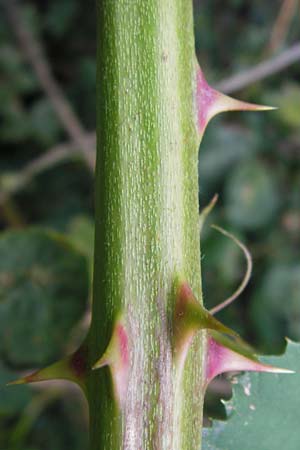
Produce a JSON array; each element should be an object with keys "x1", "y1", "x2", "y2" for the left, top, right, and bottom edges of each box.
[
  {"x1": 7, "y1": 3, "x2": 283, "y2": 449},
  {"x1": 5, "y1": 2, "x2": 288, "y2": 449},
  {"x1": 89, "y1": 1, "x2": 204, "y2": 449}
]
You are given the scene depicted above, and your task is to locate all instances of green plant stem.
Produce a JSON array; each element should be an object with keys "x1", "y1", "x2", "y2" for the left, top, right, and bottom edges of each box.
[{"x1": 89, "y1": 1, "x2": 205, "y2": 449}]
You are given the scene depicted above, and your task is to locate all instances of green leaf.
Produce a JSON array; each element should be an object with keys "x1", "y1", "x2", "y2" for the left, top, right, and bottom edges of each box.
[
  {"x1": 203, "y1": 341, "x2": 299, "y2": 450},
  {"x1": 0, "y1": 229, "x2": 89, "y2": 367}
]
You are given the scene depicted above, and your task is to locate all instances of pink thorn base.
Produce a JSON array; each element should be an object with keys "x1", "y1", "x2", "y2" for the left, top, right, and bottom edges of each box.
[
  {"x1": 196, "y1": 68, "x2": 273, "y2": 134},
  {"x1": 205, "y1": 336, "x2": 293, "y2": 388},
  {"x1": 93, "y1": 321, "x2": 130, "y2": 408}
]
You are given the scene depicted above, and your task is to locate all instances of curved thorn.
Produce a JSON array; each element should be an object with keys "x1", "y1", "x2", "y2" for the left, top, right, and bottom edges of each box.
[
  {"x1": 199, "y1": 193, "x2": 219, "y2": 233},
  {"x1": 209, "y1": 225, "x2": 253, "y2": 315}
]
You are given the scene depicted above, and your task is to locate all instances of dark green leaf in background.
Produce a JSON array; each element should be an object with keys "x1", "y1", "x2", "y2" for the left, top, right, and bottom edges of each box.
[
  {"x1": 0, "y1": 229, "x2": 89, "y2": 367},
  {"x1": 199, "y1": 123, "x2": 258, "y2": 201}
]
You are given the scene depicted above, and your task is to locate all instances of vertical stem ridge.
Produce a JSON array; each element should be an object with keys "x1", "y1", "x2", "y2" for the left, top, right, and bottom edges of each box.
[{"x1": 90, "y1": 1, "x2": 205, "y2": 449}]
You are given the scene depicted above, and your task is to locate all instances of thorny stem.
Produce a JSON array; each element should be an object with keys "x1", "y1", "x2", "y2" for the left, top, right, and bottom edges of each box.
[
  {"x1": 6, "y1": 4, "x2": 292, "y2": 449},
  {"x1": 89, "y1": 1, "x2": 204, "y2": 449}
]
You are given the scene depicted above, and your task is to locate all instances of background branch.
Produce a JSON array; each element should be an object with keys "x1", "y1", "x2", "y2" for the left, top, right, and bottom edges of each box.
[
  {"x1": 2, "y1": 2, "x2": 299, "y2": 208},
  {"x1": 266, "y1": 0, "x2": 298, "y2": 55},
  {"x1": 0, "y1": 134, "x2": 96, "y2": 207},
  {"x1": 216, "y1": 42, "x2": 300, "y2": 93},
  {"x1": 4, "y1": 0, "x2": 95, "y2": 170}
]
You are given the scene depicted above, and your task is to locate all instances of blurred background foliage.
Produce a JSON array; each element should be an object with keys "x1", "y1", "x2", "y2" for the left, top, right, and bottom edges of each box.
[{"x1": 0, "y1": 0, "x2": 299, "y2": 447}]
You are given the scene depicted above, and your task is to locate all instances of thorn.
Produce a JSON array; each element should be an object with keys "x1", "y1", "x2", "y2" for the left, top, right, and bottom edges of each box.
[
  {"x1": 174, "y1": 281, "x2": 239, "y2": 336},
  {"x1": 7, "y1": 345, "x2": 88, "y2": 394},
  {"x1": 205, "y1": 333, "x2": 294, "y2": 388},
  {"x1": 7, "y1": 379, "x2": 25, "y2": 387},
  {"x1": 93, "y1": 316, "x2": 130, "y2": 408},
  {"x1": 209, "y1": 225, "x2": 253, "y2": 315},
  {"x1": 173, "y1": 280, "x2": 240, "y2": 370},
  {"x1": 199, "y1": 194, "x2": 219, "y2": 233},
  {"x1": 196, "y1": 67, "x2": 275, "y2": 134}
]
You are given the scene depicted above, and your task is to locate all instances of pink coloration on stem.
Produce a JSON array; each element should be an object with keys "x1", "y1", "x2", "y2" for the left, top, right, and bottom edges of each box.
[
  {"x1": 116, "y1": 323, "x2": 129, "y2": 368},
  {"x1": 205, "y1": 336, "x2": 293, "y2": 388},
  {"x1": 93, "y1": 319, "x2": 130, "y2": 408},
  {"x1": 175, "y1": 333, "x2": 196, "y2": 377},
  {"x1": 196, "y1": 67, "x2": 274, "y2": 134},
  {"x1": 113, "y1": 322, "x2": 130, "y2": 407},
  {"x1": 196, "y1": 69, "x2": 219, "y2": 133}
]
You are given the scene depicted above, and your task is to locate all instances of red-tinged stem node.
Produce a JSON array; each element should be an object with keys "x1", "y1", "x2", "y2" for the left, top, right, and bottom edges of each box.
[
  {"x1": 92, "y1": 317, "x2": 130, "y2": 409},
  {"x1": 196, "y1": 67, "x2": 275, "y2": 135}
]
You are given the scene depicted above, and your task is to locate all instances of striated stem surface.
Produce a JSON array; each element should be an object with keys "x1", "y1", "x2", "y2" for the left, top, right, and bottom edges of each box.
[{"x1": 89, "y1": 1, "x2": 205, "y2": 449}]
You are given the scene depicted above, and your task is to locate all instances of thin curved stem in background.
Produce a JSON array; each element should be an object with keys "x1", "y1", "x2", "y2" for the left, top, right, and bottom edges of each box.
[
  {"x1": 216, "y1": 42, "x2": 300, "y2": 93},
  {"x1": 0, "y1": 134, "x2": 96, "y2": 207},
  {"x1": 199, "y1": 194, "x2": 219, "y2": 233},
  {"x1": 266, "y1": 0, "x2": 298, "y2": 55},
  {"x1": 209, "y1": 225, "x2": 253, "y2": 315}
]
